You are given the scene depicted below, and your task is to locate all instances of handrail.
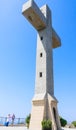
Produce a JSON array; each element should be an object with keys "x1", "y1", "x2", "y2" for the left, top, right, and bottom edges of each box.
[{"x1": 0, "y1": 117, "x2": 26, "y2": 126}]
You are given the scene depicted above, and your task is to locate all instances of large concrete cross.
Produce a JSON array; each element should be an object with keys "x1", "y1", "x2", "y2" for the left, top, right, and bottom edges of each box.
[
  {"x1": 22, "y1": 0, "x2": 61, "y2": 130},
  {"x1": 22, "y1": 0, "x2": 61, "y2": 48}
]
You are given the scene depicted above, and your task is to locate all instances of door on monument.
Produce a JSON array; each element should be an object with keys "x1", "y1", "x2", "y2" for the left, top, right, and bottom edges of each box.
[{"x1": 53, "y1": 107, "x2": 58, "y2": 130}]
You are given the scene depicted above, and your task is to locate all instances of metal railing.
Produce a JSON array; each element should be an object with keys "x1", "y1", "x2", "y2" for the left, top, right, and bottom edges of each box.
[{"x1": 0, "y1": 117, "x2": 26, "y2": 126}]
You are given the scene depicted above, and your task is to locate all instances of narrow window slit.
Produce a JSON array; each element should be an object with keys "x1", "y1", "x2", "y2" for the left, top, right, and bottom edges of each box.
[
  {"x1": 40, "y1": 36, "x2": 43, "y2": 40},
  {"x1": 40, "y1": 53, "x2": 43, "y2": 57},
  {"x1": 39, "y1": 72, "x2": 42, "y2": 77}
]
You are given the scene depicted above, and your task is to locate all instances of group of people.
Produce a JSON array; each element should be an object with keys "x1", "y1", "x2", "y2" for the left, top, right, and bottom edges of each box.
[{"x1": 5, "y1": 114, "x2": 15, "y2": 126}]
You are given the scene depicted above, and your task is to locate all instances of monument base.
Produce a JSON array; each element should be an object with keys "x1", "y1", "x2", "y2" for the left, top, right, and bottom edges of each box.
[{"x1": 29, "y1": 93, "x2": 61, "y2": 130}]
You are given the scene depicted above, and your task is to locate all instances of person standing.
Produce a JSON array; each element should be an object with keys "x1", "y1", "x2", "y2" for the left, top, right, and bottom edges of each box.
[
  {"x1": 11, "y1": 114, "x2": 15, "y2": 126},
  {"x1": 5, "y1": 114, "x2": 11, "y2": 126}
]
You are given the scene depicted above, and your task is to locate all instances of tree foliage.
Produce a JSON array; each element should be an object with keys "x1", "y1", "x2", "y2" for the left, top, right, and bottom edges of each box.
[
  {"x1": 25, "y1": 114, "x2": 31, "y2": 128},
  {"x1": 41, "y1": 119, "x2": 52, "y2": 130},
  {"x1": 60, "y1": 117, "x2": 67, "y2": 127},
  {"x1": 72, "y1": 121, "x2": 76, "y2": 127}
]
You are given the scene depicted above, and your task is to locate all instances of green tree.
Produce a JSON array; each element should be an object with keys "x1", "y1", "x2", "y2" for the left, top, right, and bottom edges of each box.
[
  {"x1": 72, "y1": 121, "x2": 76, "y2": 127},
  {"x1": 41, "y1": 119, "x2": 52, "y2": 130},
  {"x1": 60, "y1": 117, "x2": 67, "y2": 127},
  {"x1": 25, "y1": 114, "x2": 31, "y2": 128}
]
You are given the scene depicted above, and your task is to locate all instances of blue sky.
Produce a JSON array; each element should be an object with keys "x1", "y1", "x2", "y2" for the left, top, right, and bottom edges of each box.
[{"x1": 0, "y1": 0, "x2": 76, "y2": 123}]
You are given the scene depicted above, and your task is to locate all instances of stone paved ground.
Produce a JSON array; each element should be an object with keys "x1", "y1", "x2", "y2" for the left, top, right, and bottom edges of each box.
[
  {"x1": 0, "y1": 126, "x2": 27, "y2": 130},
  {"x1": 0, "y1": 127, "x2": 76, "y2": 130}
]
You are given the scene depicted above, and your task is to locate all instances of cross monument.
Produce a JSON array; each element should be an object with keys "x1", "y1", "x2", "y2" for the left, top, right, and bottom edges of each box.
[{"x1": 22, "y1": 0, "x2": 61, "y2": 130}]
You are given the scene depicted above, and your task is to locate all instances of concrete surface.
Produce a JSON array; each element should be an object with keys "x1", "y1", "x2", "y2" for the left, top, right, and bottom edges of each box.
[
  {"x1": 0, "y1": 126, "x2": 27, "y2": 130},
  {"x1": 0, "y1": 127, "x2": 76, "y2": 130}
]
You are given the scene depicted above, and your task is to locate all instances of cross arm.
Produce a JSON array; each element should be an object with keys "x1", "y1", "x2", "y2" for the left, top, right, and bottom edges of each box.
[
  {"x1": 52, "y1": 28, "x2": 61, "y2": 48},
  {"x1": 22, "y1": 0, "x2": 46, "y2": 31}
]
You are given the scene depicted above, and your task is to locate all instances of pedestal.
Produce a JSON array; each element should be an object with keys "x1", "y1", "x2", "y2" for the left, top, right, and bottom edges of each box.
[{"x1": 29, "y1": 93, "x2": 61, "y2": 130}]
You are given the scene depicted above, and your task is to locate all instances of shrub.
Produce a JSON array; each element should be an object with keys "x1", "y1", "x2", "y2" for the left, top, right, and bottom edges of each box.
[
  {"x1": 72, "y1": 121, "x2": 76, "y2": 127},
  {"x1": 41, "y1": 119, "x2": 52, "y2": 130},
  {"x1": 25, "y1": 114, "x2": 31, "y2": 128},
  {"x1": 60, "y1": 117, "x2": 67, "y2": 127}
]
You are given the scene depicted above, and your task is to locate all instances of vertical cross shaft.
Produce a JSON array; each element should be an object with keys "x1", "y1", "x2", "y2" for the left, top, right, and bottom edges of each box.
[{"x1": 35, "y1": 5, "x2": 54, "y2": 96}]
